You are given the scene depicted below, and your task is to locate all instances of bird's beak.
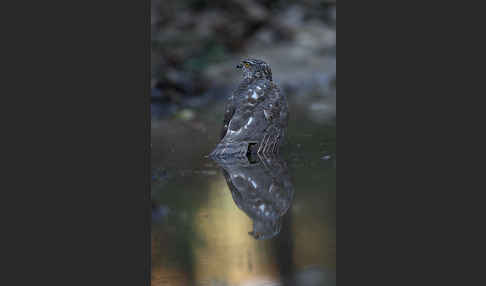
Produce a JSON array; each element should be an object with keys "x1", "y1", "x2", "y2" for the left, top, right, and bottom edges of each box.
[{"x1": 236, "y1": 64, "x2": 243, "y2": 69}]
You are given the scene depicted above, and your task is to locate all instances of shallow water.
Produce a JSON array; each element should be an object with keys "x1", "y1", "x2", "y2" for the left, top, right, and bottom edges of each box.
[{"x1": 151, "y1": 96, "x2": 336, "y2": 286}]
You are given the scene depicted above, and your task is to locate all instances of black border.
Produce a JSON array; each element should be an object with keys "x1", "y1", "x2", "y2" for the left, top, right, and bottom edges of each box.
[
  {"x1": 145, "y1": 0, "x2": 152, "y2": 283},
  {"x1": 3, "y1": 1, "x2": 151, "y2": 285}
]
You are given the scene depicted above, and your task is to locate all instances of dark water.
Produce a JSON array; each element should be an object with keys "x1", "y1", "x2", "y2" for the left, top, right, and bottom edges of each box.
[{"x1": 151, "y1": 96, "x2": 336, "y2": 286}]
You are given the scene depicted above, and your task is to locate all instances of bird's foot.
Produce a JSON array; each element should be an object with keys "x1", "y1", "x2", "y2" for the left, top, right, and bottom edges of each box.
[{"x1": 257, "y1": 133, "x2": 280, "y2": 155}]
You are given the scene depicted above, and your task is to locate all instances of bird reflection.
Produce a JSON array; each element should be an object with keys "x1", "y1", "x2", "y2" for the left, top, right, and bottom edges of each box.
[{"x1": 212, "y1": 153, "x2": 294, "y2": 240}]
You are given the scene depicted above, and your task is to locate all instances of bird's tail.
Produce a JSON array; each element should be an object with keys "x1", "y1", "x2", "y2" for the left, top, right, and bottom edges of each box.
[{"x1": 209, "y1": 141, "x2": 250, "y2": 160}]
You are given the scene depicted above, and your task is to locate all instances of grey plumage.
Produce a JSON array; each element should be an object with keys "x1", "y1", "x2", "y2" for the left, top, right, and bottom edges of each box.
[
  {"x1": 211, "y1": 58, "x2": 288, "y2": 158},
  {"x1": 212, "y1": 153, "x2": 294, "y2": 240}
]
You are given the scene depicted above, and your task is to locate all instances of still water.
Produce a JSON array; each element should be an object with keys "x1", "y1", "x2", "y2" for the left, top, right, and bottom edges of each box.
[{"x1": 151, "y1": 96, "x2": 336, "y2": 286}]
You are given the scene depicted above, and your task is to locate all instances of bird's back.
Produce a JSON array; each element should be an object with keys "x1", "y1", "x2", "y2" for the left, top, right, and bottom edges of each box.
[{"x1": 211, "y1": 62, "x2": 288, "y2": 158}]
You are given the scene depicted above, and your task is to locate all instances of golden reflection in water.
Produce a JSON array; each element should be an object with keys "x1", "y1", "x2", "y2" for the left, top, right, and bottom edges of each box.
[
  {"x1": 152, "y1": 268, "x2": 190, "y2": 286},
  {"x1": 192, "y1": 174, "x2": 280, "y2": 285},
  {"x1": 152, "y1": 233, "x2": 190, "y2": 286}
]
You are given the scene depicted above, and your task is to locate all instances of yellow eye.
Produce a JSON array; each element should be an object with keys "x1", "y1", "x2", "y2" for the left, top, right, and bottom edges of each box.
[{"x1": 244, "y1": 63, "x2": 250, "y2": 68}]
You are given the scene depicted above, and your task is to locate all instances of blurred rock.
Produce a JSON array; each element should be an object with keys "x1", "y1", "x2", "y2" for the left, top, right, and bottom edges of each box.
[
  {"x1": 151, "y1": 0, "x2": 336, "y2": 119},
  {"x1": 295, "y1": 19, "x2": 336, "y2": 52},
  {"x1": 234, "y1": 0, "x2": 268, "y2": 22},
  {"x1": 329, "y1": 6, "x2": 336, "y2": 25},
  {"x1": 271, "y1": 5, "x2": 305, "y2": 40},
  {"x1": 321, "y1": 153, "x2": 332, "y2": 160},
  {"x1": 307, "y1": 97, "x2": 336, "y2": 124},
  {"x1": 176, "y1": 109, "x2": 196, "y2": 121}
]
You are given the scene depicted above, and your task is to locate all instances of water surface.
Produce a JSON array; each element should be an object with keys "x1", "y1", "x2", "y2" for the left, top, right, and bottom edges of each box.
[{"x1": 151, "y1": 95, "x2": 336, "y2": 286}]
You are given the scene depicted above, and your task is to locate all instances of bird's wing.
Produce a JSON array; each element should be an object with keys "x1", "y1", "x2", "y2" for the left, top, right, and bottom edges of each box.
[
  {"x1": 221, "y1": 96, "x2": 236, "y2": 139},
  {"x1": 257, "y1": 83, "x2": 288, "y2": 152},
  {"x1": 261, "y1": 83, "x2": 286, "y2": 127},
  {"x1": 226, "y1": 80, "x2": 269, "y2": 136}
]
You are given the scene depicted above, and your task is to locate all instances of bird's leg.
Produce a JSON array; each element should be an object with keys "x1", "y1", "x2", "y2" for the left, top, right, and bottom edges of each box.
[
  {"x1": 263, "y1": 136, "x2": 269, "y2": 153},
  {"x1": 257, "y1": 134, "x2": 269, "y2": 154},
  {"x1": 271, "y1": 136, "x2": 277, "y2": 153},
  {"x1": 263, "y1": 134, "x2": 272, "y2": 154},
  {"x1": 257, "y1": 136, "x2": 264, "y2": 154},
  {"x1": 257, "y1": 151, "x2": 265, "y2": 166},
  {"x1": 270, "y1": 140, "x2": 277, "y2": 154},
  {"x1": 266, "y1": 134, "x2": 277, "y2": 153},
  {"x1": 271, "y1": 134, "x2": 280, "y2": 153},
  {"x1": 259, "y1": 138, "x2": 266, "y2": 154}
]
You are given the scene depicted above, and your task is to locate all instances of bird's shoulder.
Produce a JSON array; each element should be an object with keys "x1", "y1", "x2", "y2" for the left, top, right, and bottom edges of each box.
[
  {"x1": 236, "y1": 79, "x2": 275, "y2": 106},
  {"x1": 226, "y1": 79, "x2": 282, "y2": 132},
  {"x1": 260, "y1": 82, "x2": 286, "y2": 124}
]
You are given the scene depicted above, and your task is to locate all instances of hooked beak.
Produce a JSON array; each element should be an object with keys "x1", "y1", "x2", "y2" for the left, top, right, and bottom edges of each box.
[{"x1": 236, "y1": 63, "x2": 243, "y2": 69}]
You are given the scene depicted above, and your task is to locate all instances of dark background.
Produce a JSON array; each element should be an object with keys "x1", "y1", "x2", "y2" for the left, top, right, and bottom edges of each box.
[
  {"x1": 2, "y1": 1, "x2": 472, "y2": 286},
  {"x1": 151, "y1": 0, "x2": 336, "y2": 120}
]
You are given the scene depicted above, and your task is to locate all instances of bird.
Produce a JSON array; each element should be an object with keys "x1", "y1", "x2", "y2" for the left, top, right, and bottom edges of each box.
[
  {"x1": 212, "y1": 153, "x2": 294, "y2": 240},
  {"x1": 210, "y1": 58, "x2": 288, "y2": 159}
]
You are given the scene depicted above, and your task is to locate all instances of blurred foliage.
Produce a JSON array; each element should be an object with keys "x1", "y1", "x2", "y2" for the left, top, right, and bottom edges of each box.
[
  {"x1": 151, "y1": 0, "x2": 336, "y2": 97},
  {"x1": 183, "y1": 40, "x2": 230, "y2": 73}
]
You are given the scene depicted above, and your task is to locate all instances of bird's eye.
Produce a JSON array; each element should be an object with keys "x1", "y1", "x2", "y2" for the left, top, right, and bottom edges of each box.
[{"x1": 244, "y1": 63, "x2": 250, "y2": 68}]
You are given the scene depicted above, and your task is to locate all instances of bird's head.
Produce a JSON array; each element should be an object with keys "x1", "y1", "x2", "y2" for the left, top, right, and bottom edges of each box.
[{"x1": 236, "y1": 58, "x2": 272, "y2": 81}]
